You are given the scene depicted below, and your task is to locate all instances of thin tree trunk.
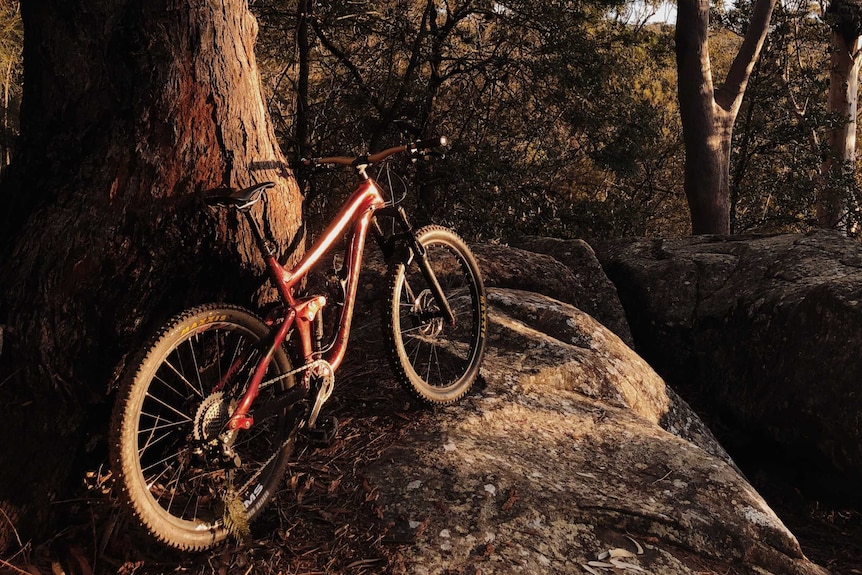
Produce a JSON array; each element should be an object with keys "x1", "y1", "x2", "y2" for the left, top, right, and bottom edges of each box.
[
  {"x1": 675, "y1": 0, "x2": 776, "y2": 235},
  {"x1": 296, "y1": 0, "x2": 310, "y2": 162},
  {"x1": 1, "y1": 60, "x2": 11, "y2": 176},
  {"x1": 676, "y1": 0, "x2": 731, "y2": 234},
  {"x1": 0, "y1": 0, "x2": 302, "y2": 543},
  {"x1": 818, "y1": 32, "x2": 862, "y2": 230}
]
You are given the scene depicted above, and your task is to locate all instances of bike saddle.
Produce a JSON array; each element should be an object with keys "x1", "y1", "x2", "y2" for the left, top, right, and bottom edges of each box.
[{"x1": 204, "y1": 182, "x2": 276, "y2": 209}]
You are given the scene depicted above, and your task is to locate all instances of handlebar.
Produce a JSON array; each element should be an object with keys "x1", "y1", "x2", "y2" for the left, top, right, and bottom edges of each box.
[{"x1": 304, "y1": 136, "x2": 449, "y2": 170}]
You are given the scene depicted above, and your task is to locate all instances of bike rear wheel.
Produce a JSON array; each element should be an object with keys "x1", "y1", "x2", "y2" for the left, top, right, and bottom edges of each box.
[
  {"x1": 110, "y1": 304, "x2": 296, "y2": 550},
  {"x1": 384, "y1": 225, "x2": 487, "y2": 405}
]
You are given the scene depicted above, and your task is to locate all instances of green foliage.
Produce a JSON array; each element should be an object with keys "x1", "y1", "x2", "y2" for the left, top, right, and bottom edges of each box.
[
  {"x1": 0, "y1": 1, "x2": 21, "y2": 76},
  {"x1": 253, "y1": 0, "x2": 686, "y2": 242},
  {"x1": 4, "y1": 1, "x2": 845, "y2": 239},
  {"x1": 727, "y1": 0, "x2": 844, "y2": 232}
]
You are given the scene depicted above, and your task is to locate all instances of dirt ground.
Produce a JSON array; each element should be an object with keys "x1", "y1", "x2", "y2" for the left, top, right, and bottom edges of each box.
[{"x1": 748, "y1": 468, "x2": 862, "y2": 575}]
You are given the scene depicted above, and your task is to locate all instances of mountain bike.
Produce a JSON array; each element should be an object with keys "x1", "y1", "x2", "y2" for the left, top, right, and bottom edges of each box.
[{"x1": 109, "y1": 135, "x2": 488, "y2": 550}]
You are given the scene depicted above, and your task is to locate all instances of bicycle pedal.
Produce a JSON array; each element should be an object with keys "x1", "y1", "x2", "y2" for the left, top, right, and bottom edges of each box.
[{"x1": 306, "y1": 416, "x2": 338, "y2": 446}]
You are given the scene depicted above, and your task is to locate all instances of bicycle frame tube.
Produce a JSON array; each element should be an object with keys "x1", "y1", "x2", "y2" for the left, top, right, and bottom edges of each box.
[
  {"x1": 270, "y1": 179, "x2": 385, "y2": 367},
  {"x1": 227, "y1": 180, "x2": 385, "y2": 431}
]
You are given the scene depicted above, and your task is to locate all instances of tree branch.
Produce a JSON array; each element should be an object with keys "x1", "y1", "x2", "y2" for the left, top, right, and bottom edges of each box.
[
  {"x1": 717, "y1": 0, "x2": 777, "y2": 112},
  {"x1": 309, "y1": 16, "x2": 383, "y2": 116}
]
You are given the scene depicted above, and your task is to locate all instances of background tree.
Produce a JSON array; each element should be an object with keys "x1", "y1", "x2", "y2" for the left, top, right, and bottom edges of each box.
[
  {"x1": 254, "y1": 0, "x2": 685, "y2": 241},
  {"x1": 819, "y1": 0, "x2": 862, "y2": 229},
  {"x1": 0, "y1": 0, "x2": 303, "y2": 541},
  {"x1": 0, "y1": 0, "x2": 21, "y2": 177},
  {"x1": 676, "y1": 0, "x2": 777, "y2": 234},
  {"x1": 720, "y1": 0, "x2": 828, "y2": 232}
]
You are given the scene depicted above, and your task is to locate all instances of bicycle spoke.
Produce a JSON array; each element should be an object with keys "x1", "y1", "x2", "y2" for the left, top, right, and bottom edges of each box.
[
  {"x1": 138, "y1": 414, "x2": 189, "y2": 434},
  {"x1": 188, "y1": 333, "x2": 206, "y2": 398},
  {"x1": 163, "y1": 461, "x2": 185, "y2": 514},
  {"x1": 409, "y1": 335, "x2": 424, "y2": 365},
  {"x1": 162, "y1": 357, "x2": 205, "y2": 400},
  {"x1": 143, "y1": 455, "x2": 178, "y2": 489},
  {"x1": 425, "y1": 343, "x2": 434, "y2": 383},
  {"x1": 144, "y1": 391, "x2": 194, "y2": 424},
  {"x1": 150, "y1": 370, "x2": 192, "y2": 402},
  {"x1": 138, "y1": 425, "x2": 180, "y2": 455},
  {"x1": 432, "y1": 345, "x2": 443, "y2": 385}
]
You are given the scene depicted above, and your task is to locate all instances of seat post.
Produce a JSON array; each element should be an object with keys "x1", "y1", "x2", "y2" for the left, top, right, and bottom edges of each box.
[{"x1": 242, "y1": 210, "x2": 277, "y2": 258}]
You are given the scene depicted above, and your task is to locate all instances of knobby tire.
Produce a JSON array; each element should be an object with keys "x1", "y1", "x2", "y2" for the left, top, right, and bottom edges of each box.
[
  {"x1": 110, "y1": 304, "x2": 296, "y2": 550},
  {"x1": 384, "y1": 225, "x2": 487, "y2": 405}
]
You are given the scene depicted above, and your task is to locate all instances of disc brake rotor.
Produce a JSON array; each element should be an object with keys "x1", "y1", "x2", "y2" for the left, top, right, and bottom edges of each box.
[{"x1": 412, "y1": 289, "x2": 444, "y2": 337}]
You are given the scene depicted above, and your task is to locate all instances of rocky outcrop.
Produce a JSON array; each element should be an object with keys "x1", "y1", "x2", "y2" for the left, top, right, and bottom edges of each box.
[
  {"x1": 0, "y1": 239, "x2": 832, "y2": 575},
  {"x1": 595, "y1": 230, "x2": 862, "y2": 501},
  {"x1": 473, "y1": 241, "x2": 633, "y2": 347},
  {"x1": 365, "y1": 287, "x2": 828, "y2": 574}
]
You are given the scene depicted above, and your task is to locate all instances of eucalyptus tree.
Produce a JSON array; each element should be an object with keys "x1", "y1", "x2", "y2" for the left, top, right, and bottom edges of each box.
[
  {"x1": 717, "y1": 0, "x2": 828, "y2": 232},
  {"x1": 676, "y1": 0, "x2": 777, "y2": 234},
  {"x1": 819, "y1": 0, "x2": 862, "y2": 230}
]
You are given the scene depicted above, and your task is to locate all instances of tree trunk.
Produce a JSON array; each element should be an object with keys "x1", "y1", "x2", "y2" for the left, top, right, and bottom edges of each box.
[
  {"x1": 818, "y1": 32, "x2": 862, "y2": 230},
  {"x1": 675, "y1": 0, "x2": 776, "y2": 235},
  {"x1": 0, "y1": 0, "x2": 303, "y2": 544}
]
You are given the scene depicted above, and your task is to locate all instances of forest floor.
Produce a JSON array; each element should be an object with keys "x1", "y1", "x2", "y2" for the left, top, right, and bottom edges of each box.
[
  {"x1": 1, "y1": 331, "x2": 860, "y2": 575},
  {"x1": 740, "y1": 460, "x2": 862, "y2": 575}
]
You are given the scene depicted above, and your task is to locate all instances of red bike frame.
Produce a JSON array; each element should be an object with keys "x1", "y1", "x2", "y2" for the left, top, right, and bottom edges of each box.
[
  {"x1": 226, "y1": 179, "x2": 386, "y2": 431},
  {"x1": 211, "y1": 137, "x2": 451, "y2": 432}
]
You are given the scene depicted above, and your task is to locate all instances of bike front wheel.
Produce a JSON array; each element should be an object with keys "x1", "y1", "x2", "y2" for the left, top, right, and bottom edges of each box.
[
  {"x1": 110, "y1": 304, "x2": 297, "y2": 550},
  {"x1": 384, "y1": 225, "x2": 487, "y2": 405}
]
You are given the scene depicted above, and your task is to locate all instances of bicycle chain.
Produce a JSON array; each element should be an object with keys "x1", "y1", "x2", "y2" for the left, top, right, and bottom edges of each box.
[
  {"x1": 258, "y1": 358, "x2": 323, "y2": 391},
  {"x1": 229, "y1": 360, "x2": 332, "y2": 504},
  {"x1": 235, "y1": 434, "x2": 295, "y2": 503}
]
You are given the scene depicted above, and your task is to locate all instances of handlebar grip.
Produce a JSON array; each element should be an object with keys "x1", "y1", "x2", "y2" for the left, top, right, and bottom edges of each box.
[{"x1": 413, "y1": 136, "x2": 449, "y2": 150}]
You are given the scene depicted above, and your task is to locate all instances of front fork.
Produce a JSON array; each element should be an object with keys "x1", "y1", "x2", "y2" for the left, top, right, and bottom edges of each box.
[{"x1": 373, "y1": 207, "x2": 455, "y2": 326}]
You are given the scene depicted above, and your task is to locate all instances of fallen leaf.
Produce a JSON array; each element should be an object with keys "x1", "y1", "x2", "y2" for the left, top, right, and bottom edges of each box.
[
  {"x1": 626, "y1": 535, "x2": 644, "y2": 555},
  {"x1": 610, "y1": 558, "x2": 646, "y2": 572},
  {"x1": 608, "y1": 548, "x2": 637, "y2": 559},
  {"x1": 344, "y1": 558, "x2": 383, "y2": 569},
  {"x1": 415, "y1": 518, "x2": 428, "y2": 537},
  {"x1": 501, "y1": 488, "x2": 519, "y2": 511}
]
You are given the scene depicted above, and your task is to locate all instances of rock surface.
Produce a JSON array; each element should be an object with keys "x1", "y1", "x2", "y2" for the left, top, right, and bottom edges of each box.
[
  {"x1": 596, "y1": 230, "x2": 862, "y2": 500},
  {"x1": 473, "y1": 242, "x2": 634, "y2": 347},
  {"x1": 364, "y1": 286, "x2": 828, "y2": 575}
]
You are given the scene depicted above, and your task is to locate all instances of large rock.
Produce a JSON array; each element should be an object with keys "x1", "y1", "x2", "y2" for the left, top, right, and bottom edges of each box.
[
  {"x1": 596, "y1": 230, "x2": 862, "y2": 501},
  {"x1": 364, "y1": 287, "x2": 827, "y2": 575},
  {"x1": 473, "y1": 241, "x2": 633, "y2": 347}
]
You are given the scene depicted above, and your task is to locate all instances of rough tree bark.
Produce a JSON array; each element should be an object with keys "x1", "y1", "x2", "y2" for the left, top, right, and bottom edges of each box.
[
  {"x1": 0, "y1": 0, "x2": 303, "y2": 544},
  {"x1": 675, "y1": 0, "x2": 777, "y2": 234}
]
